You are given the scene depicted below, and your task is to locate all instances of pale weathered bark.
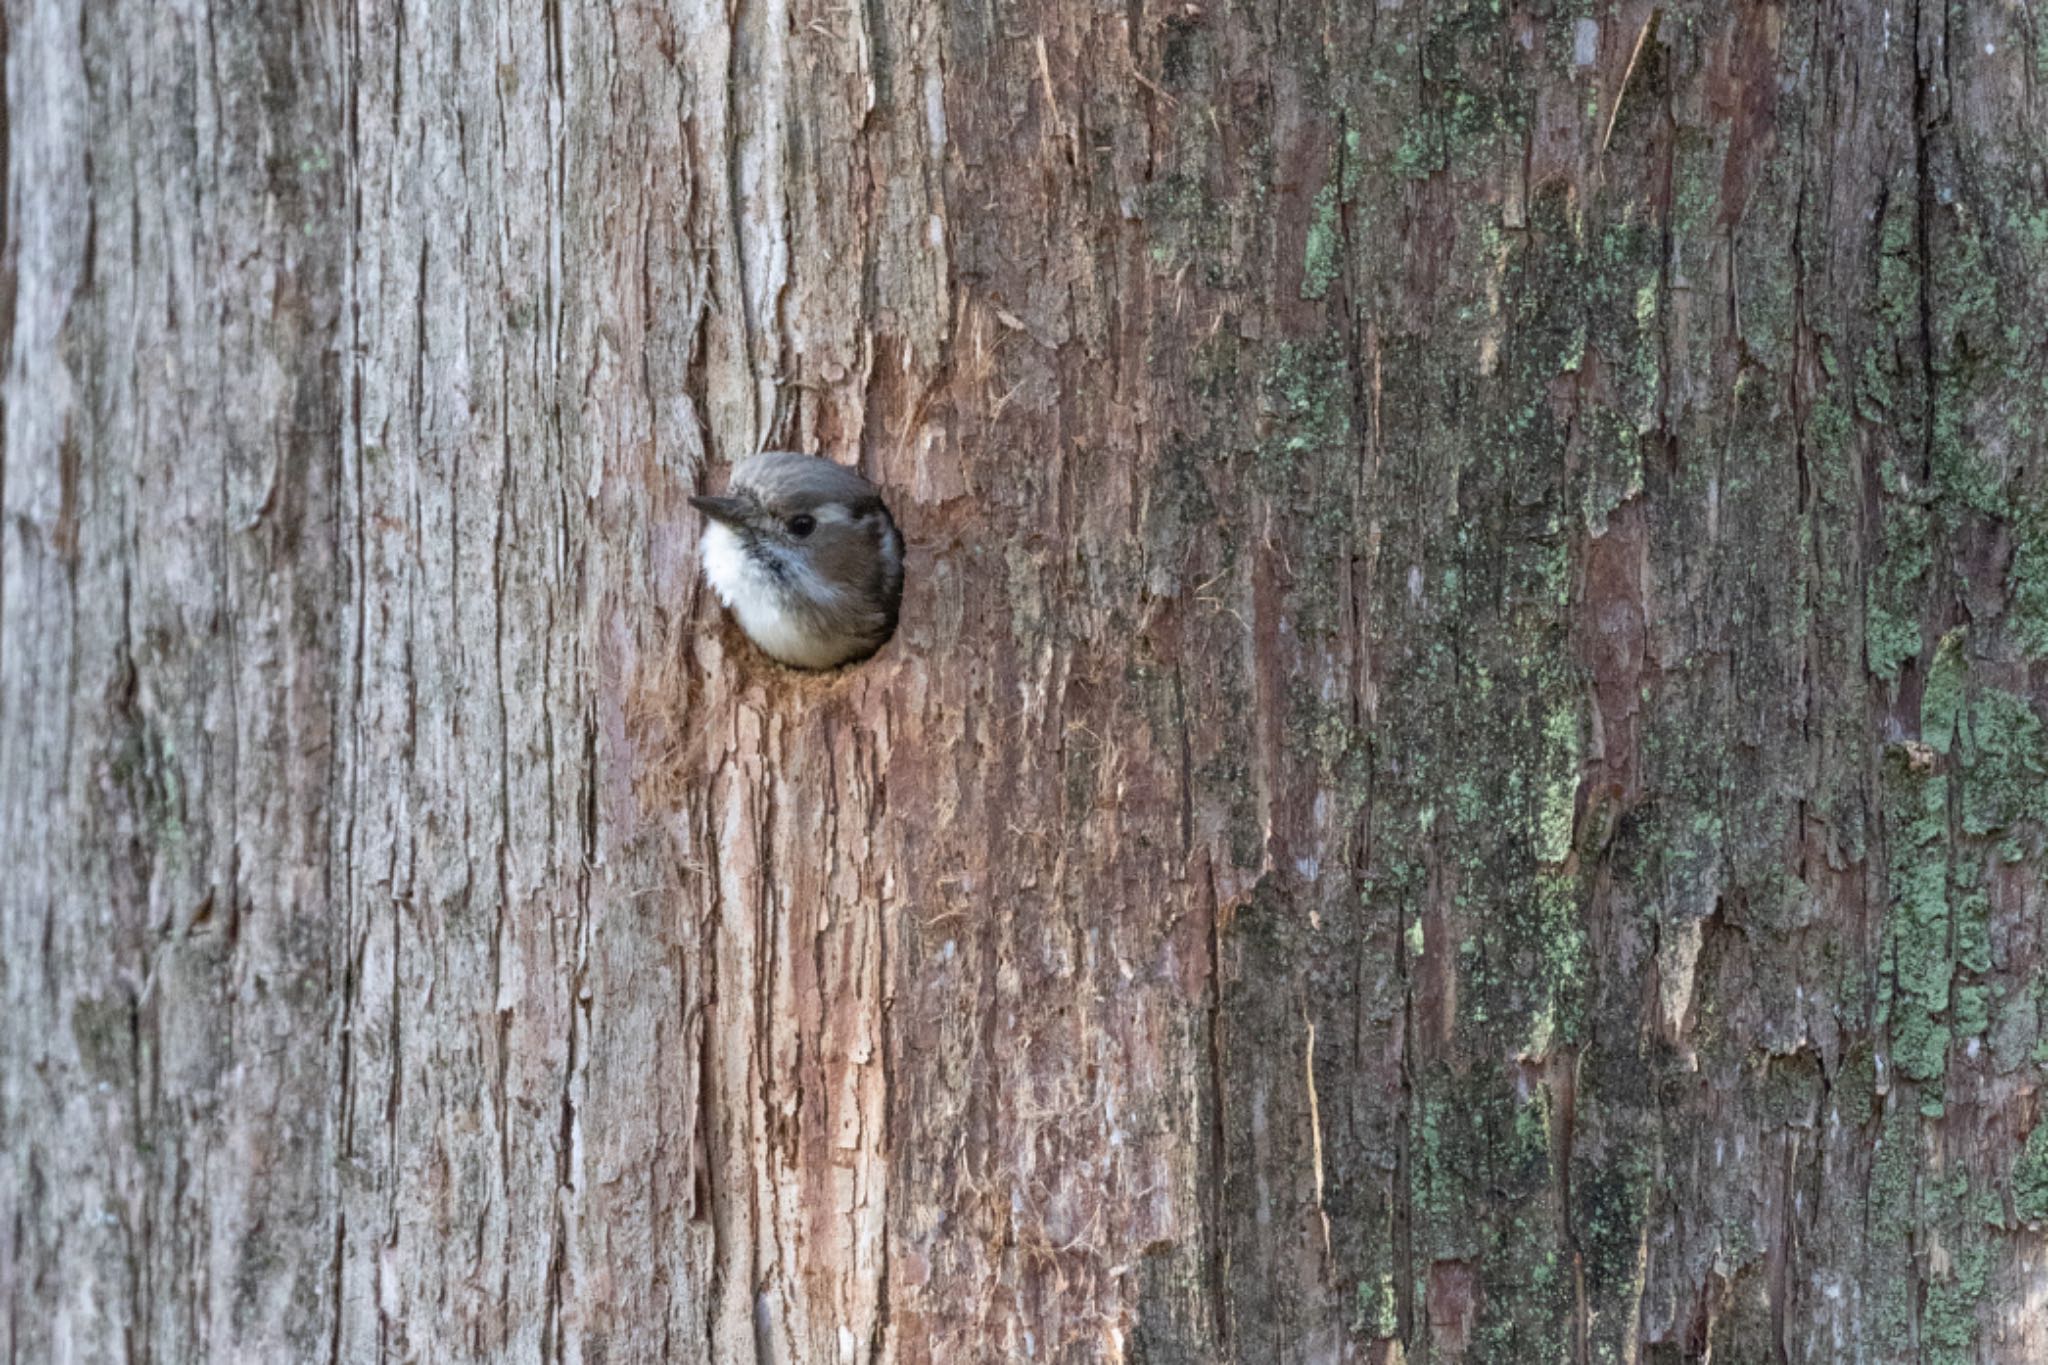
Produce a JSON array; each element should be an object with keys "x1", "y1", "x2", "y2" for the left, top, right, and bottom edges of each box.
[{"x1": 6, "y1": 1, "x2": 2048, "y2": 1362}]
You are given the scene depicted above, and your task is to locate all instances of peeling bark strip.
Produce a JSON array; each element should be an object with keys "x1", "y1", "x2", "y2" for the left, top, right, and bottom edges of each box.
[{"x1": 5, "y1": 1, "x2": 2048, "y2": 1361}]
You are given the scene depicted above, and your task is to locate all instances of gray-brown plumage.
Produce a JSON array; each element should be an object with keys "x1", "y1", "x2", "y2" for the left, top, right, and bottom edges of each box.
[{"x1": 690, "y1": 452, "x2": 904, "y2": 669}]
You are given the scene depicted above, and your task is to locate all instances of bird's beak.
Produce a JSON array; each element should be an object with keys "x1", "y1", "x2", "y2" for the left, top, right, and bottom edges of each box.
[{"x1": 689, "y1": 493, "x2": 750, "y2": 527}]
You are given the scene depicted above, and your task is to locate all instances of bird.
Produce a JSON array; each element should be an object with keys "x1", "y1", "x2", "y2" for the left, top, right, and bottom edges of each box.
[{"x1": 690, "y1": 451, "x2": 904, "y2": 670}]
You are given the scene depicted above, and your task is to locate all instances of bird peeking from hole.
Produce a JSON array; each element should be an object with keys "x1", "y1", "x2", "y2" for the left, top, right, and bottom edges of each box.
[{"x1": 691, "y1": 452, "x2": 904, "y2": 670}]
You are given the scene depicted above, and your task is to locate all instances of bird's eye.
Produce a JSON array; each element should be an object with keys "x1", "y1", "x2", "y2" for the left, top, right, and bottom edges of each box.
[{"x1": 787, "y1": 514, "x2": 817, "y2": 538}]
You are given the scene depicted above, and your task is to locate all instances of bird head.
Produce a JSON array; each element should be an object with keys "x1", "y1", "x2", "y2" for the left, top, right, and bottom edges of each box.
[{"x1": 690, "y1": 452, "x2": 903, "y2": 668}]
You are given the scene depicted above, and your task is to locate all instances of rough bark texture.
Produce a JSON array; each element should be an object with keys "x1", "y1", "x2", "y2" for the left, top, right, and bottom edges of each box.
[{"x1": 7, "y1": 1, "x2": 2048, "y2": 1361}]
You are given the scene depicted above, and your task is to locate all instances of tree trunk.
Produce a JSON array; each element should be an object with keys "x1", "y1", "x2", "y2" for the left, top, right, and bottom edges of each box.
[{"x1": 6, "y1": 0, "x2": 2047, "y2": 1360}]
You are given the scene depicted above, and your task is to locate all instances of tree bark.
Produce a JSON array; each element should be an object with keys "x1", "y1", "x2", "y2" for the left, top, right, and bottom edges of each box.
[{"x1": 6, "y1": 0, "x2": 2048, "y2": 1361}]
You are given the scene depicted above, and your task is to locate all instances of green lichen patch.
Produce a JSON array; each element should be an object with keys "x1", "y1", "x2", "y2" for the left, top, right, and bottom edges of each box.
[
  {"x1": 2013, "y1": 1118, "x2": 2048, "y2": 1225},
  {"x1": 1880, "y1": 766, "x2": 1954, "y2": 1085},
  {"x1": 1302, "y1": 178, "x2": 1343, "y2": 301}
]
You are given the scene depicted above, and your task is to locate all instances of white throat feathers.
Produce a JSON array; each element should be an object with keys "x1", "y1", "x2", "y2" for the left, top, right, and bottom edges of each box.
[{"x1": 692, "y1": 453, "x2": 904, "y2": 669}]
